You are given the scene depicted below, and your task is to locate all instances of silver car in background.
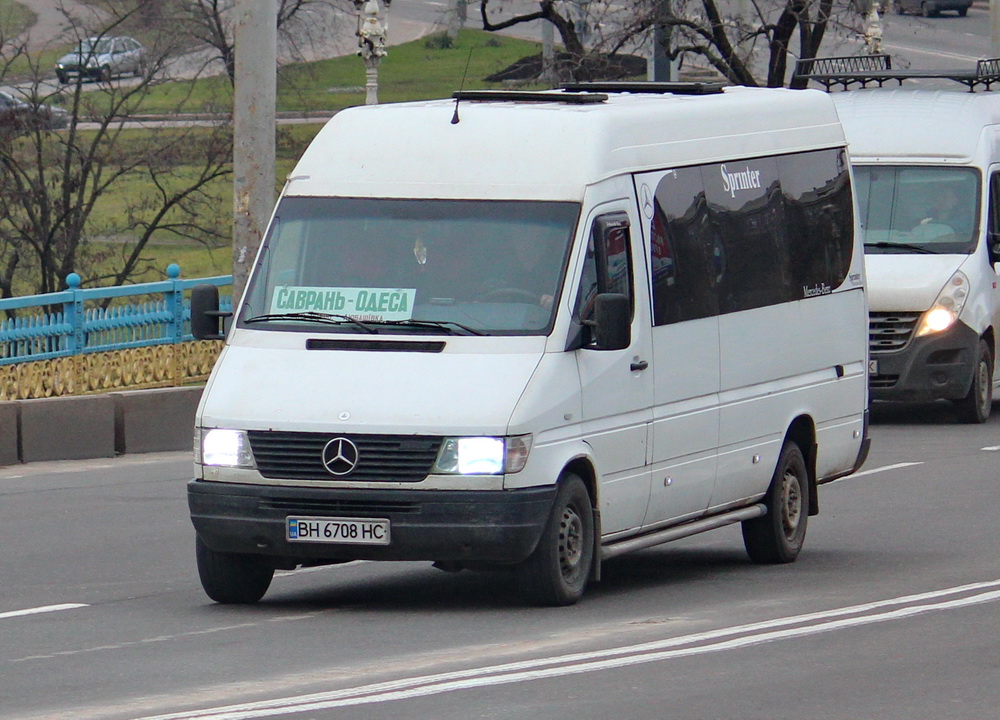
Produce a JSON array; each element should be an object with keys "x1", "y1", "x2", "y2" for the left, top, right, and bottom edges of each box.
[{"x1": 55, "y1": 37, "x2": 147, "y2": 84}]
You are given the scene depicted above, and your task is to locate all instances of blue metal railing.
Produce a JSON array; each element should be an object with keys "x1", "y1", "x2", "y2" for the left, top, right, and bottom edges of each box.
[{"x1": 0, "y1": 264, "x2": 232, "y2": 366}]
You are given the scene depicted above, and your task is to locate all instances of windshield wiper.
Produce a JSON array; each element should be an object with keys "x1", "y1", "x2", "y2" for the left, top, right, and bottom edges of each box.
[
  {"x1": 243, "y1": 312, "x2": 377, "y2": 334},
  {"x1": 864, "y1": 241, "x2": 940, "y2": 255},
  {"x1": 364, "y1": 319, "x2": 486, "y2": 336}
]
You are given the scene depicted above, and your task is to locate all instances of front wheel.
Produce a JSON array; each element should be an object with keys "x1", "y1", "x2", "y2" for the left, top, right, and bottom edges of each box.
[
  {"x1": 196, "y1": 536, "x2": 274, "y2": 604},
  {"x1": 742, "y1": 442, "x2": 809, "y2": 564},
  {"x1": 516, "y1": 474, "x2": 594, "y2": 606},
  {"x1": 953, "y1": 339, "x2": 993, "y2": 424}
]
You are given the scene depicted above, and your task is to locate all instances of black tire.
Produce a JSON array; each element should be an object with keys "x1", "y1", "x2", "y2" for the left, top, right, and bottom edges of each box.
[
  {"x1": 196, "y1": 536, "x2": 274, "y2": 604},
  {"x1": 100, "y1": 65, "x2": 112, "y2": 82},
  {"x1": 895, "y1": 1, "x2": 906, "y2": 14},
  {"x1": 958, "y1": 7, "x2": 968, "y2": 15},
  {"x1": 742, "y1": 442, "x2": 809, "y2": 564},
  {"x1": 516, "y1": 474, "x2": 594, "y2": 606},
  {"x1": 954, "y1": 339, "x2": 993, "y2": 424}
]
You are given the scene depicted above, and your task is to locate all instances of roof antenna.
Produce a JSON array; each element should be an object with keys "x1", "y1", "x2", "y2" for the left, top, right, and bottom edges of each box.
[{"x1": 451, "y1": 48, "x2": 474, "y2": 124}]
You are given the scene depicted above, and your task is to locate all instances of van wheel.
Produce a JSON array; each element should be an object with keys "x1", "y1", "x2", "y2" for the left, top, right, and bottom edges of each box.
[
  {"x1": 516, "y1": 474, "x2": 594, "y2": 606},
  {"x1": 958, "y1": 7, "x2": 968, "y2": 15},
  {"x1": 742, "y1": 442, "x2": 809, "y2": 564},
  {"x1": 894, "y1": 0, "x2": 906, "y2": 12},
  {"x1": 954, "y1": 339, "x2": 993, "y2": 424},
  {"x1": 196, "y1": 536, "x2": 274, "y2": 604}
]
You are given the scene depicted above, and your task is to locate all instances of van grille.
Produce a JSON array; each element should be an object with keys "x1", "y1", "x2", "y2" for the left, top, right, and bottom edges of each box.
[
  {"x1": 246, "y1": 431, "x2": 442, "y2": 482},
  {"x1": 869, "y1": 311, "x2": 922, "y2": 353}
]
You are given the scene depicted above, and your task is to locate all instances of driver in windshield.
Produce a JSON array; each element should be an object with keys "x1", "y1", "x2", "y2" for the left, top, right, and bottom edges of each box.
[{"x1": 479, "y1": 230, "x2": 561, "y2": 309}]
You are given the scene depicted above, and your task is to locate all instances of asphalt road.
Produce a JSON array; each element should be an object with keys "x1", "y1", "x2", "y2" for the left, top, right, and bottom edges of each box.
[{"x1": 2, "y1": 402, "x2": 999, "y2": 719}]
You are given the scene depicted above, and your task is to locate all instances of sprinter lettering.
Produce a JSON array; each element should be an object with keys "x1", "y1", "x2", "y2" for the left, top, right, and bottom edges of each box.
[{"x1": 720, "y1": 164, "x2": 763, "y2": 198}]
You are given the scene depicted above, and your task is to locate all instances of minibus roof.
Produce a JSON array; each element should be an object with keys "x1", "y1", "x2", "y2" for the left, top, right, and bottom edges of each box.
[
  {"x1": 832, "y1": 89, "x2": 1000, "y2": 163},
  {"x1": 285, "y1": 86, "x2": 847, "y2": 201}
]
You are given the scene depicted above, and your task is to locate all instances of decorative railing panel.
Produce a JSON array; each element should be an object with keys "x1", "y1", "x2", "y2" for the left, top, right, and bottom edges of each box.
[{"x1": 0, "y1": 264, "x2": 233, "y2": 400}]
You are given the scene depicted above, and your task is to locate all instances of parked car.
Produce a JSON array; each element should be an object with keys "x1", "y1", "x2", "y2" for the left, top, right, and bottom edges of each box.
[
  {"x1": 0, "y1": 90, "x2": 68, "y2": 134},
  {"x1": 893, "y1": 0, "x2": 972, "y2": 16},
  {"x1": 55, "y1": 36, "x2": 146, "y2": 84}
]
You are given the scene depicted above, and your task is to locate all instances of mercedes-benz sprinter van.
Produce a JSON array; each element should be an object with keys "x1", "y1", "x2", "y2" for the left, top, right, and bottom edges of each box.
[{"x1": 189, "y1": 84, "x2": 870, "y2": 606}]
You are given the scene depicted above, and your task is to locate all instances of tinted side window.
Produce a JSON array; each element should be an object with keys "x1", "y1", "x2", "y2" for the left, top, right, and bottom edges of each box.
[
  {"x1": 780, "y1": 148, "x2": 854, "y2": 295},
  {"x1": 648, "y1": 148, "x2": 856, "y2": 325},
  {"x1": 650, "y1": 167, "x2": 720, "y2": 325},
  {"x1": 704, "y1": 157, "x2": 787, "y2": 314}
]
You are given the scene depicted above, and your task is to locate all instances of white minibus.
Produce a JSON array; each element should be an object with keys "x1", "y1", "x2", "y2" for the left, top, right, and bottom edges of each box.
[
  {"x1": 190, "y1": 84, "x2": 870, "y2": 606},
  {"x1": 833, "y1": 87, "x2": 1000, "y2": 422}
]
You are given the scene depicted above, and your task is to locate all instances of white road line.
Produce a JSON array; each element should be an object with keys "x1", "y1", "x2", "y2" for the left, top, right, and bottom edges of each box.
[
  {"x1": 135, "y1": 579, "x2": 1000, "y2": 720},
  {"x1": 832, "y1": 461, "x2": 923, "y2": 482},
  {"x1": 0, "y1": 603, "x2": 88, "y2": 620}
]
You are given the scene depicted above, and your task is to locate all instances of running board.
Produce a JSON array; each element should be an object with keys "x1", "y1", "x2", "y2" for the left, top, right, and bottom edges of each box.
[{"x1": 600, "y1": 504, "x2": 767, "y2": 561}]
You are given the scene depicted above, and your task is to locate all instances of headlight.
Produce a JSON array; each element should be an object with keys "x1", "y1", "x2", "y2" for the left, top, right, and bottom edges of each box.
[
  {"x1": 915, "y1": 270, "x2": 970, "y2": 338},
  {"x1": 199, "y1": 428, "x2": 255, "y2": 468},
  {"x1": 431, "y1": 435, "x2": 533, "y2": 475}
]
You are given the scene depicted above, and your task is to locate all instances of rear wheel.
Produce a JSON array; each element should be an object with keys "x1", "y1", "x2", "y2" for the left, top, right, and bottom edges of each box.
[
  {"x1": 196, "y1": 536, "x2": 274, "y2": 604},
  {"x1": 954, "y1": 339, "x2": 993, "y2": 424},
  {"x1": 742, "y1": 442, "x2": 809, "y2": 564},
  {"x1": 516, "y1": 474, "x2": 594, "y2": 606},
  {"x1": 958, "y1": 7, "x2": 968, "y2": 15}
]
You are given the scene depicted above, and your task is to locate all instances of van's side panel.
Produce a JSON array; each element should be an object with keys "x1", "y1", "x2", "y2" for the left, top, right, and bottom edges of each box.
[{"x1": 716, "y1": 290, "x2": 868, "y2": 502}]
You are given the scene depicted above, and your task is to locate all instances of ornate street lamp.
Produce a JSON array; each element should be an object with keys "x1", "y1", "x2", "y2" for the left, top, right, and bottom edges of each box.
[{"x1": 354, "y1": 0, "x2": 391, "y2": 105}]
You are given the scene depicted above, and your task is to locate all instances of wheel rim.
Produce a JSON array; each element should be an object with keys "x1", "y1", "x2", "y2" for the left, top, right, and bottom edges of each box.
[
  {"x1": 558, "y1": 504, "x2": 585, "y2": 580},
  {"x1": 976, "y1": 359, "x2": 991, "y2": 415},
  {"x1": 780, "y1": 469, "x2": 802, "y2": 541}
]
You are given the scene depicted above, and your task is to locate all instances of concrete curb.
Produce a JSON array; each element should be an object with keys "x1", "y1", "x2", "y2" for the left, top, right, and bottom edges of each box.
[{"x1": 0, "y1": 386, "x2": 203, "y2": 467}]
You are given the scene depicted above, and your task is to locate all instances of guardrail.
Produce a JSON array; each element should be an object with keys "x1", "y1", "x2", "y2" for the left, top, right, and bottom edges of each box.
[{"x1": 0, "y1": 264, "x2": 232, "y2": 365}]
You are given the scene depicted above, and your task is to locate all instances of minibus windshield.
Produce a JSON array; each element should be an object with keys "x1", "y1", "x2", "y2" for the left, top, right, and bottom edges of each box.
[
  {"x1": 239, "y1": 197, "x2": 580, "y2": 336},
  {"x1": 855, "y1": 165, "x2": 980, "y2": 255}
]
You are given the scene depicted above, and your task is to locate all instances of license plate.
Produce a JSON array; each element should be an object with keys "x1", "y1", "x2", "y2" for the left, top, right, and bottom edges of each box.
[
  {"x1": 869, "y1": 359, "x2": 879, "y2": 375},
  {"x1": 286, "y1": 516, "x2": 390, "y2": 545}
]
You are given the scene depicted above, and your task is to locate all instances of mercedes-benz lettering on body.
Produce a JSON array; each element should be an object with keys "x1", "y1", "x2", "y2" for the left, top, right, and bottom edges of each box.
[{"x1": 189, "y1": 85, "x2": 870, "y2": 606}]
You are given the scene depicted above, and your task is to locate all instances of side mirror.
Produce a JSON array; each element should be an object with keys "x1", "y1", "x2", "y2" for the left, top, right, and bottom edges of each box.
[
  {"x1": 989, "y1": 231, "x2": 1000, "y2": 266},
  {"x1": 589, "y1": 293, "x2": 631, "y2": 351},
  {"x1": 190, "y1": 284, "x2": 230, "y2": 340}
]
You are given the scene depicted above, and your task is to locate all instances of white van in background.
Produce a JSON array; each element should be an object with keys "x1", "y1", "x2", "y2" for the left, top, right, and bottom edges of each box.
[
  {"x1": 189, "y1": 84, "x2": 870, "y2": 606},
  {"x1": 833, "y1": 88, "x2": 1000, "y2": 422}
]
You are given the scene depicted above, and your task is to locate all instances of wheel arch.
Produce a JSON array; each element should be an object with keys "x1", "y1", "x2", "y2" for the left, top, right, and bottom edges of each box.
[{"x1": 783, "y1": 414, "x2": 819, "y2": 516}]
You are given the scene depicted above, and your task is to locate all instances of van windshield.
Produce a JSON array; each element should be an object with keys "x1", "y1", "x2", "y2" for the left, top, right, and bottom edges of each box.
[
  {"x1": 239, "y1": 197, "x2": 580, "y2": 336},
  {"x1": 854, "y1": 165, "x2": 980, "y2": 255}
]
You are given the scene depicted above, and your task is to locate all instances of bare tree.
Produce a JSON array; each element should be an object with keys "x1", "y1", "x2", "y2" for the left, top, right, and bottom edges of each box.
[
  {"x1": 479, "y1": 0, "x2": 865, "y2": 87},
  {"x1": 173, "y1": 0, "x2": 349, "y2": 86},
  {"x1": 0, "y1": 5, "x2": 232, "y2": 299}
]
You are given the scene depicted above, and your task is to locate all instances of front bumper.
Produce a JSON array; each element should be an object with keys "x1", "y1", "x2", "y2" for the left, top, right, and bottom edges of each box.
[
  {"x1": 188, "y1": 480, "x2": 556, "y2": 566},
  {"x1": 870, "y1": 320, "x2": 979, "y2": 402}
]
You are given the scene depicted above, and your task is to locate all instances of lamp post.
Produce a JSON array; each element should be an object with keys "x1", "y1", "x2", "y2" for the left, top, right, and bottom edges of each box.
[{"x1": 355, "y1": 0, "x2": 390, "y2": 105}]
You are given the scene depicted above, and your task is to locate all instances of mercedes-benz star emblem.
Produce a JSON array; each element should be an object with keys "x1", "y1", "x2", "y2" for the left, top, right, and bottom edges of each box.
[{"x1": 321, "y1": 437, "x2": 360, "y2": 476}]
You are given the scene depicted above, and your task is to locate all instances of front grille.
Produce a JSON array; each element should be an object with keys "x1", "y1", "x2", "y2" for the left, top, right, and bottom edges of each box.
[
  {"x1": 247, "y1": 431, "x2": 442, "y2": 482},
  {"x1": 260, "y1": 496, "x2": 421, "y2": 515},
  {"x1": 869, "y1": 374, "x2": 899, "y2": 389},
  {"x1": 869, "y1": 311, "x2": 921, "y2": 353}
]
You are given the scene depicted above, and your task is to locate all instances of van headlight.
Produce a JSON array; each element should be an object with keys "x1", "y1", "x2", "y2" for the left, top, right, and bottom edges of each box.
[
  {"x1": 431, "y1": 435, "x2": 533, "y2": 475},
  {"x1": 916, "y1": 270, "x2": 970, "y2": 338},
  {"x1": 198, "y1": 428, "x2": 256, "y2": 468}
]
